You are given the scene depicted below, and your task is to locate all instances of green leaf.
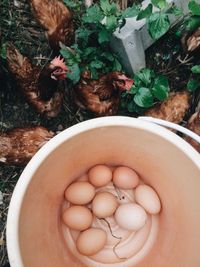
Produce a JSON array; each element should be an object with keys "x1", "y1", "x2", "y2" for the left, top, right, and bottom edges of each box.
[
  {"x1": 121, "y1": 5, "x2": 141, "y2": 19},
  {"x1": 151, "y1": 0, "x2": 167, "y2": 9},
  {"x1": 105, "y1": 15, "x2": 118, "y2": 31},
  {"x1": 187, "y1": 79, "x2": 200, "y2": 91},
  {"x1": 112, "y1": 58, "x2": 122, "y2": 71},
  {"x1": 90, "y1": 60, "x2": 104, "y2": 69},
  {"x1": 83, "y1": 47, "x2": 96, "y2": 56},
  {"x1": 126, "y1": 100, "x2": 145, "y2": 114},
  {"x1": 101, "y1": 52, "x2": 114, "y2": 61},
  {"x1": 100, "y1": 0, "x2": 117, "y2": 15},
  {"x1": 82, "y1": 4, "x2": 104, "y2": 23},
  {"x1": 185, "y1": 15, "x2": 200, "y2": 31},
  {"x1": 67, "y1": 64, "x2": 81, "y2": 84},
  {"x1": 98, "y1": 28, "x2": 110, "y2": 43},
  {"x1": 0, "y1": 43, "x2": 7, "y2": 59},
  {"x1": 137, "y1": 4, "x2": 153, "y2": 20},
  {"x1": 166, "y1": 5, "x2": 183, "y2": 16},
  {"x1": 134, "y1": 87, "x2": 154, "y2": 107},
  {"x1": 76, "y1": 27, "x2": 93, "y2": 43},
  {"x1": 148, "y1": 12, "x2": 170, "y2": 40},
  {"x1": 89, "y1": 67, "x2": 99, "y2": 79},
  {"x1": 100, "y1": 0, "x2": 112, "y2": 13},
  {"x1": 63, "y1": 0, "x2": 82, "y2": 8},
  {"x1": 100, "y1": 0, "x2": 112, "y2": 15},
  {"x1": 191, "y1": 65, "x2": 200, "y2": 73},
  {"x1": 135, "y1": 68, "x2": 154, "y2": 86},
  {"x1": 130, "y1": 85, "x2": 138, "y2": 94},
  {"x1": 152, "y1": 75, "x2": 169, "y2": 100},
  {"x1": 188, "y1": 0, "x2": 200, "y2": 16}
]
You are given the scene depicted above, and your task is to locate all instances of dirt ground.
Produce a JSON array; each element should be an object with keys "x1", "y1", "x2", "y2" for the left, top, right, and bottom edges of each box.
[{"x1": 0, "y1": 0, "x2": 200, "y2": 266}]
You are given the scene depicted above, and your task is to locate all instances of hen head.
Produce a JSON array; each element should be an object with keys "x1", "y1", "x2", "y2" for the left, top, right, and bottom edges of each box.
[
  {"x1": 108, "y1": 72, "x2": 134, "y2": 91},
  {"x1": 49, "y1": 56, "x2": 69, "y2": 80}
]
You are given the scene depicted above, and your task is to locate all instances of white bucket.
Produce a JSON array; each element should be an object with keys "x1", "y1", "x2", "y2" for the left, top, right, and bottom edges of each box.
[{"x1": 6, "y1": 116, "x2": 200, "y2": 267}]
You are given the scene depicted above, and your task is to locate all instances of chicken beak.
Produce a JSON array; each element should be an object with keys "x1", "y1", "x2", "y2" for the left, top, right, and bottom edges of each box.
[{"x1": 51, "y1": 69, "x2": 68, "y2": 80}]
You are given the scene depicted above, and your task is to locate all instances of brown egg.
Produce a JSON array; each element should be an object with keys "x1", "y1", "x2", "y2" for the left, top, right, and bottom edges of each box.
[
  {"x1": 62, "y1": 206, "x2": 93, "y2": 231},
  {"x1": 113, "y1": 166, "x2": 139, "y2": 189},
  {"x1": 65, "y1": 181, "x2": 95, "y2": 205},
  {"x1": 88, "y1": 164, "x2": 112, "y2": 187},
  {"x1": 76, "y1": 228, "x2": 107, "y2": 256},
  {"x1": 92, "y1": 192, "x2": 118, "y2": 218}
]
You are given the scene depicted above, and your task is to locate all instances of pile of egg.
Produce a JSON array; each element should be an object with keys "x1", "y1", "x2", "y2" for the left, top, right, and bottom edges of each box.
[{"x1": 62, "y1": 165, "x2": 161, "y2": 257}]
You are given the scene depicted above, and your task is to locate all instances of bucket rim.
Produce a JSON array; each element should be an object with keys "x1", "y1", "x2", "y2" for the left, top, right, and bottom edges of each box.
[{"x1": 6, "y1": 116, "x2": 200, "y2": 267}]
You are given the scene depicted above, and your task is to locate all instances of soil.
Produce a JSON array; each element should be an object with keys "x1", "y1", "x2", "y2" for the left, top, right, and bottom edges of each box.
[{"x1": 0, "y1": 1, "x2": 200, "y2": 266}]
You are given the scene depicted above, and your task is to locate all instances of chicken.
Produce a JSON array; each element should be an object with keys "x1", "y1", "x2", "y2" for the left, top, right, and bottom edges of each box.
[
  {"x1": 0, "y1": 126, "x2": 54, "y2": 165},
  {"x1": 184, "y1": 110, "x2": 200, "y2": 153},
  {"x1": 181, "y1": 27, "x2": 200, "y2": 52},
  {"x1": 74, "y1": 71, "x2": 133, "y2": 116},
  {"x1": 145, "y1": 91, "x2": 190, "y2": 124},
  {"x1": 6, "y1": 43, "x2": 69, "y2": 118},
  {"x1": 29, "y1": 0, "x2": 75, "y2": 52}
]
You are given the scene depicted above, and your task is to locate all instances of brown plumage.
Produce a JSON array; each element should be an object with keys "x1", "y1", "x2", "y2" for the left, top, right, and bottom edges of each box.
[
  {"x1": 184, "y1": 111, "x2": 200, "y2": 153},
  {"x1": 6, "y1": 43, "x2": 68, "y2": 118},
  {"x1": 29, "y1": 0, "x2": 75, "y2": 52},
  {"x1": 181, "y1": 27, "x2": 200, "y2": 52},
  {"x1": 74, "y1": 71, "x2": 134, "y2": 116},
  {"x1": 0, "y1": 126, "x2": 54, "y2": 165},
  {"x1": 145, "y1": 91, "x2": 190, "y2": 124}
]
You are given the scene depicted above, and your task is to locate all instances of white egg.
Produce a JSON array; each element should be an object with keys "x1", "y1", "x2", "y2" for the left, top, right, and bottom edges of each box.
[
  {"x1": 115, "y1": 203, "x2": 147, "y2": 231},
  {"x1": 135, "y1": 184, "x2": 161, "y2": 214}
]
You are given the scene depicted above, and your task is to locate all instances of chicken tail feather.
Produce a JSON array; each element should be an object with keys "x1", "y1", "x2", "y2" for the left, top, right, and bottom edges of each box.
[{"x1": 29, "y1": 0, "x2": 72, "y2": 34}]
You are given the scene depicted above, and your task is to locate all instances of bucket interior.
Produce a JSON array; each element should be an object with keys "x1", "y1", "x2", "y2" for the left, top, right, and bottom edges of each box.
[{"x1": 18, "y1": 122, "x2": 200, "y2": 267}]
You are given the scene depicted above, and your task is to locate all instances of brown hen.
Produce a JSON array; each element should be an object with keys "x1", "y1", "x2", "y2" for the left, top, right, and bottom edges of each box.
[
  {"x1": 0, "y1": 126, "x2": 54, "y2": 165},
  {"x1": 74, "y1": 71, "x2": 134, "y2": 116},
  {"x1": 184, "y1": 110, "x2": 200, "y2": 153},
  {"x1": 145, "y1": 91, "x2": 190, "y2": 124},
  {"x1": 29, "y1": 0, "x2": 75, "y2": 52},
  {"x1": 6, "y1": 43, "x2": 68, "y2": 118}
]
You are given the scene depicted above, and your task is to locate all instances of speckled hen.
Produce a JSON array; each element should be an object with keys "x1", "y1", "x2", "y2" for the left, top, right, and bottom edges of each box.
[
  {"x1": 74, "y1": 71, "x2": 134, "y2": 116},
  {"x1": 29, "y1": 0, "x2": 75, "y2": 52},
  {"x1": 0, "y1": 126, "x2": 54, "y2": 165},
  {"x1": 145, "y1": 91, "x2": 190, "y2": 124},
  {"x1": 6, "y1": 43, "x2": 68, "y2": 118}
]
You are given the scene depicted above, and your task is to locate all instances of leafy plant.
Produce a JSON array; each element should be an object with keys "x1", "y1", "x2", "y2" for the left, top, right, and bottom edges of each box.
[
  {"x1": 121, "y1": 68, "x2": 169, "y2": 113},
  {"x1": 137, "y1": 0, "x2": 183, "y2": 40},
  {"x1": 187, "y1": 65, "x2": 200, "y2": 92},
  {"x1": 0, "y1": 43, "x2": 7, "y2": 60},
  {"x1": 175, "y1": 0, "x2": 200, "y2": 37},
  {"x1": 61, "y1": 0, "x2": 141, "y2": 83}
]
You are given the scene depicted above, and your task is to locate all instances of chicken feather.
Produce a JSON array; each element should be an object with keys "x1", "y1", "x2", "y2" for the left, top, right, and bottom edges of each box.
[
  {"x1": 74, "y1": 71, "x2": 133, "y2": 116},
  {"x1": 145, "y1": 91, "x2": 190, "y2": 124},
  {"x1": 6, "y1": 43, "x2": 67, "y2": 118},
  {"x1": 0, "y1": 126, "x2": 54, "y2": 165},
  {"x1": 29, "y1": 0, "x2": 75, "y2": 51}
]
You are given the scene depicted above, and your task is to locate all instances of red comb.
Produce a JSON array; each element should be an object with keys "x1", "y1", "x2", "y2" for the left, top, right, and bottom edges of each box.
[{"x1": 50, "y1": 56, "x2": 69, "y2": 71}]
